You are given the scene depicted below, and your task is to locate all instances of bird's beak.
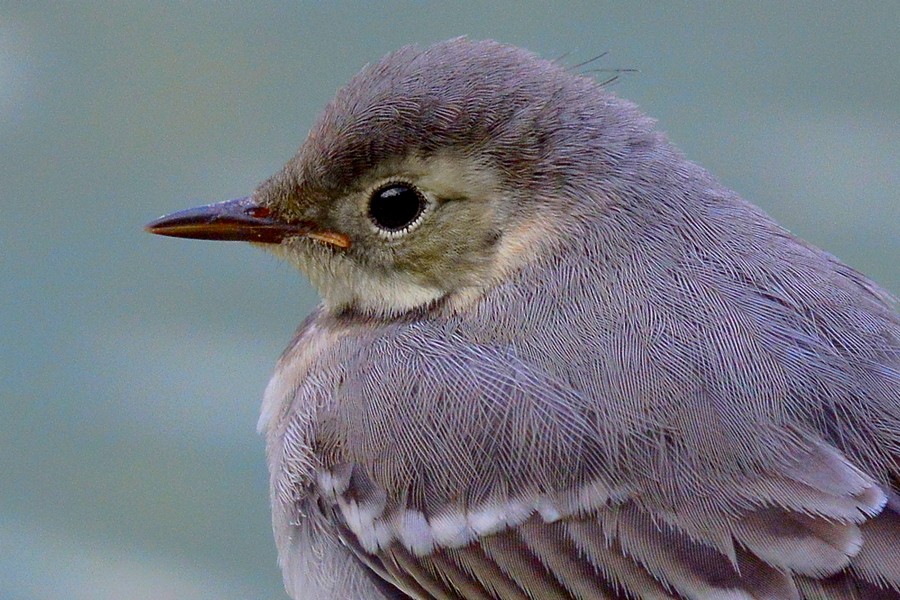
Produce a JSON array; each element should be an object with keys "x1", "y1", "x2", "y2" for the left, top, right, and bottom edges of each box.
[{"x1": 144, "y1": 197, "x2": 351, "y2": 248}]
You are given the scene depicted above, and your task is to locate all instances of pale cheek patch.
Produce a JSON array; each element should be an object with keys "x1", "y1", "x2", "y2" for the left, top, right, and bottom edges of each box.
[
  {"x1": 444, "y1": 212, "x2": 559, "y2": 315},
  {"x1": 271, "y1": 241, "x2": 445, "y2": 317},
  {"x1": 492, "y1": 213, "x2": 558, "y2": 280}
]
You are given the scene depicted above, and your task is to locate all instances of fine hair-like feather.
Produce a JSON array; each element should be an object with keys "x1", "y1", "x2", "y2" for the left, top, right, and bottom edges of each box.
[{"x1": 256, "y1": 38, "x2": 899, "y2": 599}]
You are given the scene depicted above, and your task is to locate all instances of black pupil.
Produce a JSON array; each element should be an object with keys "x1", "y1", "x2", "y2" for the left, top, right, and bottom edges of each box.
[{"x1": 369, "y1": 184, "x2": 424, "y2": 231}]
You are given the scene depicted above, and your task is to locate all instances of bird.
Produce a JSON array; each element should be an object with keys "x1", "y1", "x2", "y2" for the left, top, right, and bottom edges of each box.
[{"x1": 146, "y1": 38, "x2": 899, "y2": 600}]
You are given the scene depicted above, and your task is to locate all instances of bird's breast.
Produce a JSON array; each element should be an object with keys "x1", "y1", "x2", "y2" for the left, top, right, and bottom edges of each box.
[{"x1": 259, "y1": 315, "x2": 336, "y2": 435}]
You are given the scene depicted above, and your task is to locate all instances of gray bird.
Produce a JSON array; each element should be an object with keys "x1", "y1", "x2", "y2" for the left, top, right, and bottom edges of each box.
[{"x1": 146, "y1": 39, "x2": 899, "y2": 600}]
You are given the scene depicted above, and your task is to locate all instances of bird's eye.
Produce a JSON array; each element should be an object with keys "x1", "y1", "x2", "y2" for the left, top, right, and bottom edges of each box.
[{"x1": 368, "y1": 182, "x2": 427, "y2": 235}]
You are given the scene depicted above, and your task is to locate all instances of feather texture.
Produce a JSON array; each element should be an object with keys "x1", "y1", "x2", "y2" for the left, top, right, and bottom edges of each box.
[{"x1": 254, "y1": 38, "x2": 900, "y2": 599}]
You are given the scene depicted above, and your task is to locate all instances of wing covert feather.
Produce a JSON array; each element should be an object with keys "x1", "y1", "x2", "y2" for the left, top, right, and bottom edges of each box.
[{"x1": 289, "y1": 326, "x2": 899, "y2": 599}]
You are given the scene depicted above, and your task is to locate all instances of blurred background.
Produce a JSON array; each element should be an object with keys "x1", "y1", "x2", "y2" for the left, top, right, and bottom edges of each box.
[{"x1": 1, "y1": 2, "x2": 897, "y2": 598}]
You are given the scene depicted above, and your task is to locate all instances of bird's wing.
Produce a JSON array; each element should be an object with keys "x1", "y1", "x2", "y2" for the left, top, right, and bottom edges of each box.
[{"x1": 302, "y1": 324, "x2": 899, "y2": 600}]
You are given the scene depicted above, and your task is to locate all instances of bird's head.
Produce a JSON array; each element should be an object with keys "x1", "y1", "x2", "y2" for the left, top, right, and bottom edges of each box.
[{"x1": 146, "y1": 38, "x2": 653, "y2": 317}]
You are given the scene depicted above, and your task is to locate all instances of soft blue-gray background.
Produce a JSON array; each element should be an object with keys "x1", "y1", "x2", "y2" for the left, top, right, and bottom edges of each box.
[{"x1": 2, "y1": 2, "x2": 897, "y2": 598}]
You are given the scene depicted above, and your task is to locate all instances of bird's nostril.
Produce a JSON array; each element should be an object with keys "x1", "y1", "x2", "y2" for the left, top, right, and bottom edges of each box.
[{"x1": 245, "y1": 206, "x2": 271, "y2": 219}]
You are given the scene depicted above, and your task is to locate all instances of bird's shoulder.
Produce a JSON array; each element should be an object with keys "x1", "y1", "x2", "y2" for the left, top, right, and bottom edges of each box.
[
  {"x1": 263, "y1": 290, "x2": 900, "y2": 599},
  {"x1": 271, "y1": 310, "x2": 900, "y2": 599}
]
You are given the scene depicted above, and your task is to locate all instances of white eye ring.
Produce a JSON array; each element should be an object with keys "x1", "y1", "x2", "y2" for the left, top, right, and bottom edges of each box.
[{"x1": 366, "y1": 180, "x2": 431, "y2": 238}]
